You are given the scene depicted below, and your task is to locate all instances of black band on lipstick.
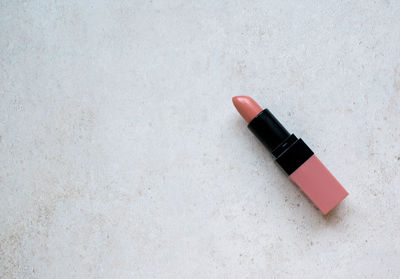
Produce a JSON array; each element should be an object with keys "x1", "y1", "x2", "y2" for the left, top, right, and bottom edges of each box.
[
  {"x1": 247, "y1": 109, "x2": 290, "y2": 152},
  {"x1": 248, "y1": 109, "x2": 314, "y2": 175}
]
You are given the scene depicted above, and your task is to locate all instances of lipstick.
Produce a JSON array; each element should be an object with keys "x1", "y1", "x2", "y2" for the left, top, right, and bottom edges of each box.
[{"x1": 232, "y1": 96, "x2": 348, "y2": 215}]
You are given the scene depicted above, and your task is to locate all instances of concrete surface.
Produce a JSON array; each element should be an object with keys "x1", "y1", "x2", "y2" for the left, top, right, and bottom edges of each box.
[{"x1": 1, "y1": 1, "x2": 400, "y2": 278}]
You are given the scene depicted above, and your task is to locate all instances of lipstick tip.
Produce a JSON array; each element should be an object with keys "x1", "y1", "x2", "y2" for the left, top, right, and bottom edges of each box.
[{"x1": 232, "y1": 96, "x2": 263, "y2": 123}]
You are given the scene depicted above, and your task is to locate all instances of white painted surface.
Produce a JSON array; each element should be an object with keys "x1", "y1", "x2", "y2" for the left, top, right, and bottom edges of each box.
[{"x1": 1, "y1": 1, "x2": 400, "y2": 278}]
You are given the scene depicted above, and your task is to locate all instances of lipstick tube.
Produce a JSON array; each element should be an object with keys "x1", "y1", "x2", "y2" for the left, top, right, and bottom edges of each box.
[{"x1": 233, "y1": 97, "x2": 348, "y2": 215}]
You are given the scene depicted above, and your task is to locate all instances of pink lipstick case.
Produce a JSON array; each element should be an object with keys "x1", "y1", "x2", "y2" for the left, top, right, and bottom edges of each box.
[{"x1": 248, "y1": 109, "x2": 348, "y2": 215}]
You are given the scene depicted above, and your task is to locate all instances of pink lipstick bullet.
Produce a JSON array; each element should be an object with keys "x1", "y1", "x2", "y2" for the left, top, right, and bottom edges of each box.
[{"x1": 232, "y1": 96, "x2": 348, "y2": 215}]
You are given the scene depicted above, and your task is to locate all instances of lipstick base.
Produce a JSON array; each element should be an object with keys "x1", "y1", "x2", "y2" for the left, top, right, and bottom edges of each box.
[{"x1": 289, "y1": 155, "x2": 348, "y2": 215}]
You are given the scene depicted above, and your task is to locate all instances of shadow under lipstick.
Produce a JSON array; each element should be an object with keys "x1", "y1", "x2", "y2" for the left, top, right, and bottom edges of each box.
[{"x1": 232, "y1": 96, "x2": 348, "y2": 215}]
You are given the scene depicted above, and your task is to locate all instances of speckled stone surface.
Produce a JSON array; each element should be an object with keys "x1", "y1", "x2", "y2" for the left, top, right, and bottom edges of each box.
[{"x1": 1, "y1": 1, "x2": 400, "y2": 278}]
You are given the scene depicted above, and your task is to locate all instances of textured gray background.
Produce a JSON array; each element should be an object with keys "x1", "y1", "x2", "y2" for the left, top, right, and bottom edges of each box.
[{"x1": 1, "y1": 1, "x2": 400, "y2": 278}]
